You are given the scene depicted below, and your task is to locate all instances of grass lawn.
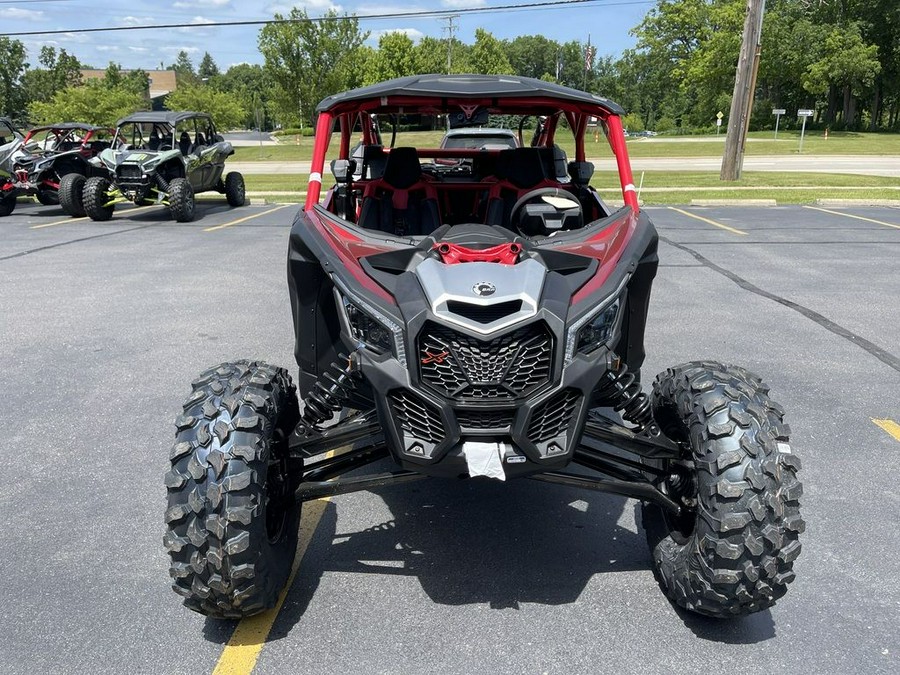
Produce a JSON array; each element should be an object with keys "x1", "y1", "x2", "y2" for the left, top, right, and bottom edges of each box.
[{"x1": 244, "y1": 171, "x2": 900, "y2": 205}]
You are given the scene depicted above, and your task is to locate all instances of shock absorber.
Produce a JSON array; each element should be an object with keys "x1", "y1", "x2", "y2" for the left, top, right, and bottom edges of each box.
[
  {"x1": 296, "y1": 352, "x2": 360, "y2": 435},
  {"x1": 596, "y1": 353, "x2": 657, "y2": 434}
]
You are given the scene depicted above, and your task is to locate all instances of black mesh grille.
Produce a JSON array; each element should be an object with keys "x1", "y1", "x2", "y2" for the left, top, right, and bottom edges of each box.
[
  {"x1": 418, "y1": 322, "x2": 552, "y2": 401},
  {"x1": 456, "y1": 409, "x2": 516, "y2": 430},
  {"x1": 388, "y1": 390, "x2": 445, "y2": 443},
  {"x1": 445, "y1": 300, "x2": 523, "y2": 324},
  {"x1": 117, "y1": 165, "x2": 143, "y2": 179},
  {"x1": 528, "y1": 390, "x2": 580, "y2": 442}
]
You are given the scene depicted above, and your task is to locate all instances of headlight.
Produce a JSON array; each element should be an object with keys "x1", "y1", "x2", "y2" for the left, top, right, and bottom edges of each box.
[
  {"x1": 565, "y1": 295, "x2": 625, "y2": 364},
  {"x1": 334, "y1": 286, "x2": 406, "y2": 366}
]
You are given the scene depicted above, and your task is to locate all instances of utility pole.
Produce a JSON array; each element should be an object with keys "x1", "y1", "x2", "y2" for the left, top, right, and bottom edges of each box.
[
  {"x1": 721, "y1": 0, "x2": 766, "y2": 181},
  {"x1": 441, "y1": 15, "x2": 460, "y2": 74}
]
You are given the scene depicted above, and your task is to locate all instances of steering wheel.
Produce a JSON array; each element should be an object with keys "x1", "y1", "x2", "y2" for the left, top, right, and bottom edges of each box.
[{"x1": 508, "y1": 187, "x2": 583, "y2": 234}]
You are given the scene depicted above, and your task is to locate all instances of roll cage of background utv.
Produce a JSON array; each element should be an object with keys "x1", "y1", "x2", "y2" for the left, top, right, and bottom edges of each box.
[{"x1": 166, "y1": 75, "x2": 802, "y2": 621}]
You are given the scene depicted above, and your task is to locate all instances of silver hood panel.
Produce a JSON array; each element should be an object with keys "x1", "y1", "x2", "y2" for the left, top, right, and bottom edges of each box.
[{"x1": 414, "y1": 258, "x2": 546, "y2": 334}]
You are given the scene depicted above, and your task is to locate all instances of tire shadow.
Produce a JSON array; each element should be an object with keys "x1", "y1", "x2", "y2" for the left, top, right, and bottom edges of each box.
[{"x1": 674, "y1": 605, "x2": 776, "y2": 643}]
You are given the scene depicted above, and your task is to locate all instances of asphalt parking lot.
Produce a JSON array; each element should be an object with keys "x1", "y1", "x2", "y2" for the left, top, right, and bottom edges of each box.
[{"x1": 1, "y1": 200, "x2": 898, "y2": 674}]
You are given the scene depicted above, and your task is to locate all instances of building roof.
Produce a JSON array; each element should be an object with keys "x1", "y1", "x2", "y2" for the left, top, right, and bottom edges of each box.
[
  {"x1": 315, "y1": 74, "x2": 625, "y2": 115},
  {"x1": 79, "y1": 69, "x2": 177, "y2": 99}
]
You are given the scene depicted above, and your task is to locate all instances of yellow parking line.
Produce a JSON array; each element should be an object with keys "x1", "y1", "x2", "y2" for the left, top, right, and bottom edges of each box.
[
  {"x1": 212, "y1": 498, "x2": 330, "y2": 675},
  {"x1": 203, "y1": 204, "x2": 291, "y2": 232},
  {"x1": 29, "y1": 204, "x2": 158, "y2": 230},
  {"x1": 30, "y1": 216, "x2": 89, "y2": 229},
  {"x1": 873, "y1": 418, "x2": 900, "y2": 442},
  {"x1": 667, "y1": 206, "x2": 748, "y2": 235},
  {"x1": 804, "y1": 206, "x2": 900, "y2": 230}
]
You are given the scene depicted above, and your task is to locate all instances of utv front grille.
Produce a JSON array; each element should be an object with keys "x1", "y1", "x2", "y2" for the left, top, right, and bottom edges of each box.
[
  {"x1": 528, "y1": 389, "x2": 580, "y2": 443},
  {"x1": 117, "y1": 165, "x2": 143, "y2": 180},
  {"x1": 418, "y1": 322, "x2": 552, "y2": 401},
  {"x1": 456, "y1": 408, "x2": 516, "y2": 430},
  {"x1": 388, "y1": 390, "x2": 445, "y2": 443}
]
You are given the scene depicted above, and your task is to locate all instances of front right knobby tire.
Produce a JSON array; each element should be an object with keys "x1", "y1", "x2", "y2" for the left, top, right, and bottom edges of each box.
[
  {"x1": 84, "y1": 176, "x2": 114, "y2": 221},
  {"x1": 642, "y1": 361, "x2": 804, "y2": 618},
  {"x1": 165, "y1": 361, "x2": 301, "y2": 618},
  {"x1": 0, "y1": 192, "x2": 15, "y2": 216}
]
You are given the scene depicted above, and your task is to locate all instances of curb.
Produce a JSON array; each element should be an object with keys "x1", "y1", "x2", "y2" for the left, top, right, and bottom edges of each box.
[{"x1": 690, "y1": 199, "x2": 778, "y2": 206}]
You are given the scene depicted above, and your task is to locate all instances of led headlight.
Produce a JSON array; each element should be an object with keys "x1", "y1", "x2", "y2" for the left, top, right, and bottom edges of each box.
[
  {"x1": 343, "y1": 299, "x2": 393, "y2": 354},
  {"x1": 565, "y1": 295, "x2": 625, "y2": 364},
  {"x1": 334, "y1": 285, "x2": 407, "y2": 366}
]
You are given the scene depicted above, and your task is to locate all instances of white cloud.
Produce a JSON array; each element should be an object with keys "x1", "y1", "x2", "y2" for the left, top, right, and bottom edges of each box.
[
  {"x1": 357, "y1": 5, "x2": 423, "y2": 16},
  {"x1": 117, "y1": 16, "x2": 155, "y2": 27},
  {"x1": 369, "y1": 28, "x2": 425, "y2": 43},
  {"x1": 96, "y1": 45, "x2": 121, "y2": 52},
  {"x1": 267, "y1": 1, "x2": 342, "y2": 14},
  {"x1": 442, "y1": 0, "x2": 486, "y2": 7},
  {"x1": 173, "y1": 0, "x2": 231, "y2": 7},
  {"x1": 0, "y1": 8, "x2": 46, "y2": 20},
  {"x1": 128, "y1": 46, "x2": 150, "y2": 53}
]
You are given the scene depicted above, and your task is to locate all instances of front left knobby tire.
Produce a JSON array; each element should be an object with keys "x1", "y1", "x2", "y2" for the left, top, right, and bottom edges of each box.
[
  {"x1": 165, "y1": 361, "x2": 301, "y2": 618},
  {"x1": 168, "y1": 178, "x2": 195, "y2": 222},
  {"x1": 59, "y1": 173, "x2": 87, "y2": 217},
  {"x1": 642, "y1": 361, "x2": 804, "y2": 618},
  {"x1": 84, "y1": 177, "x2": 115, "y2": 221}
]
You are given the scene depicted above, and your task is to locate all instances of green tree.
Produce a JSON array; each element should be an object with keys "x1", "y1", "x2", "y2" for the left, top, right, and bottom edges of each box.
[
  {"x1": 0, "y1": 37, "x2": 29, "y2": 118},
  {"x1": 28, "y1": 79, "x2": 147, "y2": 126},
  {"x1": 504, "y1": 35, "x2": 561, "y2": 80},
  {"x1": 212, "y1": 63, "x2": 272, "y2": 128},
  {"x1": 165, "y1": 84, "x2": 247, "y2": 129},
  {"x1": 468, "y1": 29, "x2": 513, "y2": 75},
  {"x1": 803, "y1": 23, "x2": 881, "y2": 128},
  {"x1": 21, "y1": 47, "x2": 82, "y2": 107},
  {"x1": 413, "y1": 36, "x2": 468, "y2": 74},
  {"x1": 169, "y1": 50, "x2": 199, "y2": 85},
  {"x1": 364, "y1": 32, "x2": 416, "y2": 85},
  {"x1": 258, "y1": 8, "x2": 368, "y2": 126},
  {"x1": 198, "y1": 52, "x2": 220, "y2": 80}
]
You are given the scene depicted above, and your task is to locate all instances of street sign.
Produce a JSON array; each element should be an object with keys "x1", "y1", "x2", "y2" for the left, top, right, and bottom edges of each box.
[
  {"x1": 716, "y1": 111, "x2": 724, "y2": 120},
  {"x1": 716, "y1": 118, "x2": 722, "y2": 126},
  {"x1": 772, "y1": 108, "x2": 786, "y2": 140},
  {"x1": 798, "y1": 109, "x2": 814, "y2": 117}
]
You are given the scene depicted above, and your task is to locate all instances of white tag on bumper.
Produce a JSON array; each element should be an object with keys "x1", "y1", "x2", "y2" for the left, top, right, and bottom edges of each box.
[{"x1": 462, "y1": 441, "x2": 507, "y2": 481}]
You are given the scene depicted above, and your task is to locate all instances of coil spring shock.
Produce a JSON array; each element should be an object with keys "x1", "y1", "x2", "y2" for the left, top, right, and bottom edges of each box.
[
  {"x1": 155, "y1": 174, "x2": 170, "y2": 192},
  {"x1": 597, "y1": 353, "x2": 657, "y2": 434},
  {"x1": 296, "y1": 352, "x2": 360, "y2": 435}
]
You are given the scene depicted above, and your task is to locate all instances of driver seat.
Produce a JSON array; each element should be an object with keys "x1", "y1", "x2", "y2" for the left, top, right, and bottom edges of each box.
[
  {"x1": 483, "y1": 148, "x2": 558, "y2": 228},
  {"x1": 357, "y1": 147, "x2": 440, "y2": 236}
]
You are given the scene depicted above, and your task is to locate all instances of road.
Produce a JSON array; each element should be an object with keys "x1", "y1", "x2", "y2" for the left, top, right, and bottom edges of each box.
[
  {"x1": 0, "y1": 202, "x2": 898, "y2": 674},
  {"x1": 227, "y1": 155, "x2": 900, "y2": 177}
]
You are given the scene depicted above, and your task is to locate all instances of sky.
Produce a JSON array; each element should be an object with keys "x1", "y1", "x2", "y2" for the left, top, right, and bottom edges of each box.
[{"x1": 0, "y1": 0, "x2": 655, "y2": 72}]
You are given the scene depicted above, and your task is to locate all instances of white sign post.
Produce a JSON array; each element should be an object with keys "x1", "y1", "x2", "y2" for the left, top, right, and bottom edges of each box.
[
  {"x1": 716, "y1": 111, "x2": 724, "y2": 136},
  {"x1": 772, "y1": 108, "x2": 786, "y2": 140},
  {"x1": 797, "y1": 109, "x2": 813, "y2": 153}
]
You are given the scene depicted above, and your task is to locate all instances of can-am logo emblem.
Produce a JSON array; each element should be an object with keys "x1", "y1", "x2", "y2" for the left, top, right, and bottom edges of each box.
[{"x1": 473, "y1": 282, "x2": 496, "y2": 297}]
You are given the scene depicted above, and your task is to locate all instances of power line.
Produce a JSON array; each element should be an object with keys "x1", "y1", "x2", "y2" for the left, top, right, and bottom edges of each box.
[{"x1": 0, "y1": 0, "x2": 655, "y2": 38}]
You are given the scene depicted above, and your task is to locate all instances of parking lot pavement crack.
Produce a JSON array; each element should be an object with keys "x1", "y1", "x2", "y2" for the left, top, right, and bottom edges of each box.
[
  {"x1": 0, "y1": 225, "x2": 155, "y2": 262},
  {"x1": 659, "y1": 235, "x2": 900, "y2": 373}
]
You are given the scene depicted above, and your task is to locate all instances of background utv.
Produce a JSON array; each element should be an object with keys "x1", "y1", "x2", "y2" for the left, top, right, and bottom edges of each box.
[
  {"x1": 165, "y1": 75, "x2": 804, "y2": 621},
  {"x1": 85, "y1": 111, "x2": 245, "y2": 222}
]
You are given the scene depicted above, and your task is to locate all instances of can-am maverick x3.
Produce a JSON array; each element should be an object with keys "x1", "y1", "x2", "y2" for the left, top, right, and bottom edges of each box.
[{"x1": 165, "y1": 75, "x2": 803, "y2": 620}]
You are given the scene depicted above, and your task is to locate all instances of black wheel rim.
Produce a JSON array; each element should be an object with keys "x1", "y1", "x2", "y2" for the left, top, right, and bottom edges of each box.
[
  {"x1": 661, "y1": 461, "x2": 698, "y2": 543},
  {"x1": 264, "y1": 430, "x2": 290, "y2": 543}
]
